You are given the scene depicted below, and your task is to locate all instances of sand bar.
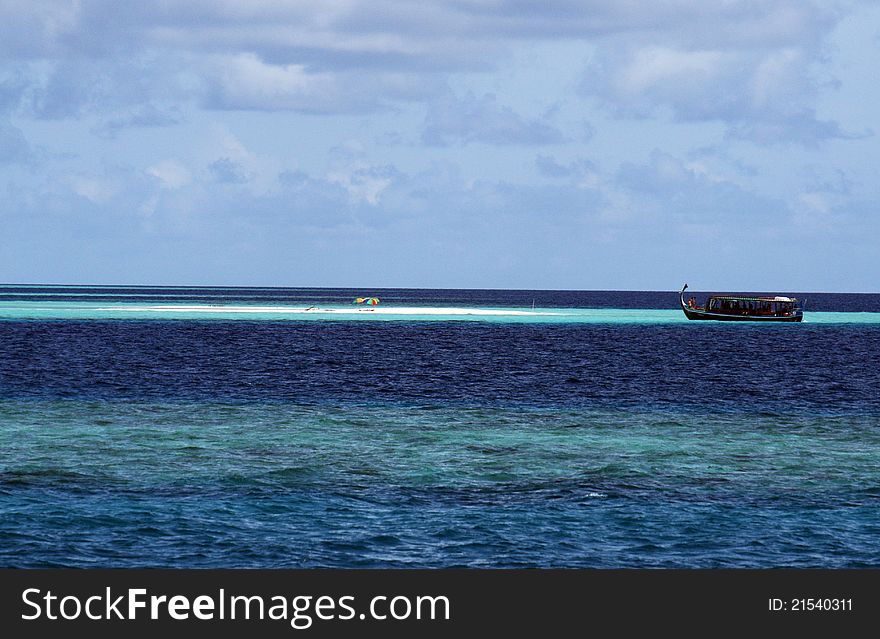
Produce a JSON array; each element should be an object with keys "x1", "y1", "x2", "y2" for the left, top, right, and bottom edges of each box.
[{"x1": 96, "y1": 304, "x2": 558, "y2": 316}]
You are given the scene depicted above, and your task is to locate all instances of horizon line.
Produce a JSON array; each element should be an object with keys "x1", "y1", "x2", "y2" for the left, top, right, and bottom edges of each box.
[{"x1": 1, "y1": 282, "x2": 878, "y2": 295}]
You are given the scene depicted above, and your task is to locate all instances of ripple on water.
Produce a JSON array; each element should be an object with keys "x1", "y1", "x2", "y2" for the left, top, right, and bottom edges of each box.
[{"x1": 1, "y1": 293, "x2": 879, "y2": 567}]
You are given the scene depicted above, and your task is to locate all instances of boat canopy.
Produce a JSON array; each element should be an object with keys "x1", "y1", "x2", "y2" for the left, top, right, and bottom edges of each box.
[{"x1": 708, "y1": 295, "x2": 798, "y2": 302}]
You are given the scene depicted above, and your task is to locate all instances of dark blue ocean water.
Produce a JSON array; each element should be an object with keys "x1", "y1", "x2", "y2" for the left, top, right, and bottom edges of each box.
[{"x1": 1, "y1": 287, "x2": 879, "y2": 567}]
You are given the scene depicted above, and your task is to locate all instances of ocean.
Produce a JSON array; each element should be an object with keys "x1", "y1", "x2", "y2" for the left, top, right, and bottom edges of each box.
[{"x1": 1, "y1": 285, "x2": 879, "y2": 568}]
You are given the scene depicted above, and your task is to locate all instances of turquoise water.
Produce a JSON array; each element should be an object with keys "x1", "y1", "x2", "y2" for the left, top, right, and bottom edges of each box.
[
  {"x1": 1, "y1": 300, "x2": 879, "y2": 323},
  {"x1": 4, "y1": 400, "x2": 879, "y2": 568},
  {"x1": 6, "y1": 400, "x2": 876, "y2": 493}
]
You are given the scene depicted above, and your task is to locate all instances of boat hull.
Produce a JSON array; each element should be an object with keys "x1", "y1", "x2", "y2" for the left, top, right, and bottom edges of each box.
[{"x1": 681, "y1": 306, "x2": 803, "y2": 322}]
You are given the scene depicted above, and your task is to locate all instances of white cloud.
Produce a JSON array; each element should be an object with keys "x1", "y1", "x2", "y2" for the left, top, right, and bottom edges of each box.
[
  {"x1": 199, "y1": 51, "x2": 440, "y2": 113},
  {"x1": 798, "y1": 191, "x2": 831, "y2": 214},
  {"x1": 0, "y1": 1, "x2": 855, "y2": 144},
  {"x1": 582, "y1": 40, "x2": 856, "y2": 144},
  {"x1": 576, "y1": 2, "x2": 850, "y2": 144},
  {"x1": 615, "y1": 47, "x2": 729, "y2": 97},
  {"x1": 68, "y1": 174, "x2": 116, "y2": 204},
  {"x1": 206, "y1": 53, "x2": 330, "y2": 111},
  {"x1": 327, "y1": 169, "x2": 393, "y2": 205},
  {"x1": 147, "y1": 159, "x2": 191, "y2": 189}
]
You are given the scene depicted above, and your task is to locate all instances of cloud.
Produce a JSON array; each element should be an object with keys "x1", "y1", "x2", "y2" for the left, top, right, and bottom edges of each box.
[
  {"x1": 581, "y1": 43, "x2": 856, "y2": 145},
  {"x1": 327, "y1": 165, "x2": 399, "y2": 206},
  {"x1": 147, "y1": 159, "x2": 191, "y2": 190},
  {"x1": 202, "y1": 53, "x2": 339, "y2": 112},
  {"x1": 93, "y1": 104, "x2": 182, "y2": 139},
  {"x1": 536, "y1": 155, "x2": 599, "y2": 180},
  {"x1": 615, "y1": 149, "x2": 789, "y2": 228},
  {"x1": 199, "y1": 52, "x2": 444, "y2": 113},
  {"x1": 27, "y1": 60, "x2": 99, "y2": 119},
  {"x1": 725, "y1": 110, "x2": 868, "y2": 147},
  {"x1": 0, "y1": 3, "x2": 846, "y2": 73},
  {"x1": 0, "y1": 1, "x2": 875, "y2": 293},
  {"x1": 0, "y1": 1, "x2": 858, "y2": 144},
  {"x1": 617, "y1": 150, "x2": 704, "y2": 193},
  {"x1": 3, "y1": 136, "x2": 876, "y2": 289},
  {"x1": 422, "y1": 92, "x2": 563, "y2": 146},
  {"x1": 0, "y1": 0, "x2": 81, "y2": 59},
  {"x1": 576, "y1": 3, "x2": 852, "y2": 144},
  {"x1": 67, "y1": 174, "x2": 117, "y2": 204},
  {"x1": 13, "y1": 54, "x2": 191, "y2": 122}
]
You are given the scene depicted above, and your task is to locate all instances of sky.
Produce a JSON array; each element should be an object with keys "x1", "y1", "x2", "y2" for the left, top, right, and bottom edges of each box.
[{"x1": 1, "y1": 0, "x2": 878, "y2": 291}]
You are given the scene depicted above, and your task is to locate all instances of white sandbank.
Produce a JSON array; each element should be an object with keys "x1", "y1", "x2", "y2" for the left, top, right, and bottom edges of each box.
[{"x1": 96, "y1": 304, "x2": 558, "y2": 316}]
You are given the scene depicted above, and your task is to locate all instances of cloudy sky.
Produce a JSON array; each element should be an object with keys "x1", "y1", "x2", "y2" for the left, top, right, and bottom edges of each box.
[{"x1": 1, "y1": 0, "x2": 878, "y2": 290}]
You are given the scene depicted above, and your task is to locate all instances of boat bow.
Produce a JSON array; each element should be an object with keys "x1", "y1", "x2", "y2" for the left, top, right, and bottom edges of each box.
[{"x1": 679, "y1": 283, "x2": 689, "y2": 310}]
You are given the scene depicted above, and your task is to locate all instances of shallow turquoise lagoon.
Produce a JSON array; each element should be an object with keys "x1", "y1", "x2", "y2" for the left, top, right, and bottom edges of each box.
[{"x1": 1, "y1": 301, "x2": 879, "y2": 324}]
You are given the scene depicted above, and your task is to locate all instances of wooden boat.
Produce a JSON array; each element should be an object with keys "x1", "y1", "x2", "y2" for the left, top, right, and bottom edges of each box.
[{"x1": 680, "y1": 284, "x2": 803, "y2": 322}]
